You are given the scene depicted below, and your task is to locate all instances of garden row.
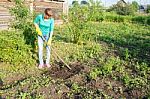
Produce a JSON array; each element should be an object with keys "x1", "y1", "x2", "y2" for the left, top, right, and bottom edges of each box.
[{"x1": 91, "y1": 13, "x2": 150, "y2": 25}]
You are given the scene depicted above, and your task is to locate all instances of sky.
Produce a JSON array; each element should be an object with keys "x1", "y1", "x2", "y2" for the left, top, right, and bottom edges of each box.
[{"x1": 68, "y1": 0, "x2": 150, "y2": 7}]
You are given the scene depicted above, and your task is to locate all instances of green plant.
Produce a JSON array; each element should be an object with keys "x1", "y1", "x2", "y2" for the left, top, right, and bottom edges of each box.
[
  {"x1": 67, "y1": 0, "x2": 104, "y2": 43},
  {"x1": 131, "y1": 1, "x2": 139, "y2": 12},
  {"x1": 146, "y1": 5, "x2": 150, "y2": 13},
  {"x1": 101, "y1": 57, "x2": 117, "y2": 76},
  {"x1": 88, "y1": 0, "x2": 103, "y2": 21},
  {"x1": 0, "y1": 31, "x2": 36, "y2": 66},
  {"x1": 89, "y1": 68, "x2": 101, "y2": 80},
  {"x1": 132, "y1": 16, "x2": 145, "y2": 24},
  {"x1": 67, "y1": 41, "x2": 102, "y2": 62},
  {"x1": 108, "y1": 1, "x2": 135, "y2": 15},
  {"x1": 10, "y1": 0, "x2": 30, "y2": 29},
  {"x1": 67, "y1": 4, "x2": 88, "y2": 44},
  {"x1": 129, "y1": 77, "x2": 146, "y2": 89},
  {"x1": 122, "y1": 73, "x2": 131, "y2": 86},
  {"x1": 71, "y1": 83, "x2": 80, "y2": 92},
  {"x1": 146, "y1": 16, "x2": 150, "y2": 25},
  {"x1": 104, "y1": 15, "x2": 126, "y2": 22},
  {"x1": 10, "y1": 0, "x2": 37, "y2": 50},
  {"x1": 124, "y1": 48, "x2": 130, "y2": 60},
  {"x1": 135, "y1": 62, "x2": 149, "y2": 77}
]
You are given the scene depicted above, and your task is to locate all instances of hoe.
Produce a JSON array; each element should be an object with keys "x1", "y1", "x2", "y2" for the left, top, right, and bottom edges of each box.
[{"x1": 40, "y1": 36, "x2": 71, "y2": 70}]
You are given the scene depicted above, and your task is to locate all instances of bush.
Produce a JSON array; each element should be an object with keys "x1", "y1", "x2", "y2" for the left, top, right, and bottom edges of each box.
[
  {"x1": 107, "y1": 1, "x2": 135, "y2": 15},
  {"x1": 102, "y1": 13, "x2": 149, "y2": 25},
  {"x1": 67, "y1": 3, "x2": 89, "y2": 44},
  {"x1": 131, "y1": 1, "x2": 139, "y2": 12},
  {"x1": 10, "y1": 0, "x2": 37, "y2": 50},
  {"x1": 1, "y1": 0, "x2": 37, "y2": 65},
  {"x1": 104, "y1": 15, "x2": 126, "y2": 22},
  {"x1": 146, "y1": 16, "x2": 150, "y2": 25},
  {"x1": 87, "y1": 0, "x2": 103, "y2": 21},
  {"x1": 0, "y1": 31, "x2": 36, "y2": 66},
  {"x1": 10, "y1": 0, "x2": 30, "y2": 29},
  {"x1": 116, "y1": 4, "x2": 135, "y2": 15},
  {"x1": 132, "y1": 16, "x2": 147, "y2": 24},
  {"x1": 146, "y1": 5, "x2": 150, "y2": 13},
  {"x1": 96, "y1": 15, "x2": 104, "y2": 22}
]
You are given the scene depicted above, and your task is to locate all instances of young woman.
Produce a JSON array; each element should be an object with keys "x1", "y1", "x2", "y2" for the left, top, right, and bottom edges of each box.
[{"x1": 34, "y1": 8, "x2": 54, "y2": 69}]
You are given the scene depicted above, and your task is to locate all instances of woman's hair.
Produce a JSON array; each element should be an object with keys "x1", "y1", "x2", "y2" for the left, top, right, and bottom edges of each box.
[{"x1": 44, "y1": 8, "x2": 53, "y2": 17}]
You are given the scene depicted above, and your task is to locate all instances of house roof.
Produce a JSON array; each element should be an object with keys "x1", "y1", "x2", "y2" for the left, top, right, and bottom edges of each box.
[
  {"x1": 140, "y1": 5, "x2": 147, "y2": 9},
  {"x1": 121, "y1": 0, "x2": 127, "y2": 4}
]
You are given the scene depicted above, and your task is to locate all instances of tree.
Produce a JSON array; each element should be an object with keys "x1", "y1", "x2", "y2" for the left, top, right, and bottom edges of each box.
[
  {"x1": 131, "y1": 1, "x2": 139, "y2": 12},
  {"x1": 146, "y1": 5, "x2": 150, "y2": 13},
  {"x1": 68, "y1": 3, "x2": 89, "y2": 44},
  {"x1": 88, "y1": 0, "x2": 103, "y2": 21},
  {"x1": 72, "y1": 0, "x2": 78, "y2": 5},
  {"x1": 107, "y1": 0, "x2": 135, "y2": 15}
]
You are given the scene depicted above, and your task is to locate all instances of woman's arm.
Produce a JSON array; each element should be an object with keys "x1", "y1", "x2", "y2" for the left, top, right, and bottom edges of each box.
[
  {"x1": 34, "y1": 15, "x2": 42, "y2": 36},
  {"x1": 48, "y1": 19, "x2": 54, "y2": 45},
  {"x1": 49, "y1": 19, "x2": 54, "y2": 37},
  {"x1": 34, "y1": 23, "x2": 42, "y2": 36}
]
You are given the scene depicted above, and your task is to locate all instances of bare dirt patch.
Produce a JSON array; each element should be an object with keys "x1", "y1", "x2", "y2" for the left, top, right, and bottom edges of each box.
[{"x1": 44, "y1": 62, "x2": 85, "y2": 79}]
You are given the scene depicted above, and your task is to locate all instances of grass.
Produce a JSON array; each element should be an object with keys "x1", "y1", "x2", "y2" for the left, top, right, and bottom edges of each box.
[{"x1": 0, "y1": 22, "x2": 150, "y2": 98}]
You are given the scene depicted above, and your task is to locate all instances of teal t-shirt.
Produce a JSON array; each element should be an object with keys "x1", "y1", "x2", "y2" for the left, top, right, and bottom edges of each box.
[{"x1": 34, "y1": 14, "x2": 54, "y2": 36}]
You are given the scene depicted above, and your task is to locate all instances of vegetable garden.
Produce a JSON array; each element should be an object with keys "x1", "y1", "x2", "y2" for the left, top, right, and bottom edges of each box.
[{"x1": 0, "y1": 0, "x2": 150, "y2": 98}]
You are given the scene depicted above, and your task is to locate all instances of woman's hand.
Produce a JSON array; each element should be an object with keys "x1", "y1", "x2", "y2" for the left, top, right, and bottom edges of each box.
[
  {"x1": 47, "y1": 37, "x2": 52, "y2": 46},
  {"x1": 47, "y1": 31, "x2": 53, "y2": 46},
  {"x1": 34, "y1": 24, "x2": 42, "y2": 36},
  {"x1": 36, "y1": 27, "x2": 42, "y2": 36}
]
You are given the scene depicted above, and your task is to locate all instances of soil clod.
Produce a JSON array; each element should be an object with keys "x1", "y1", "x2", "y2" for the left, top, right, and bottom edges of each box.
[{"x1": 44, "y1": 62, "x2": 84, "y2": 79}]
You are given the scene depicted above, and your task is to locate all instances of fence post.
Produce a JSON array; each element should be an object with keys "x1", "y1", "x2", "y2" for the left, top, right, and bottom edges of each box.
[
  {"x1": 63, "y1": 0, "x2": 68, "y2": 15},
  {"x1": 29, "y1": 1, "x2": 33, "y2": 14}
]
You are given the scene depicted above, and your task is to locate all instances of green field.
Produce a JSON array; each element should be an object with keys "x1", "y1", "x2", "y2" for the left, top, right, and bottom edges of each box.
[{"x1": 0, "y1": 21, "x2": 150, "y2": 98}]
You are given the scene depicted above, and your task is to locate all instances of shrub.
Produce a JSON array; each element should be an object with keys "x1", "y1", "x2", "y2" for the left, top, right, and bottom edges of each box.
[
  {"x1": 1, "y1": 0, "x2": 37, "y2": 65},
  {"x1": 67, "y1": 3, "x2": 89, "y2": 44},
  {"x1": 131, "y1": 1, "x2": 139, "y2": 12},
  {"x1": 107, "y1": 1, "x2": 135, "y2": 15},
  {"x1": 10, "y1": 0, "x2": 37, "y2": 50},
  {"x1": 0, "y1": 31, "x2": 36, "y2": 66},
  {"x1": 104, "y1": 15, "x2": 125, "y2": 22},
  {"x1": 116, "y1": 4, "x2": 135, "y2": 15},
  {"x1": 146, "y1": 16, "x2": 150, "y2": 25},
  {"x1": 132, "y1": 16, "x2": 147, "y2": 24},
  {"x1": 146, "y1": 5, "x2": 150, "y2": 13},
  {"x1": 87, "y1": 0, "x2": 103, "y2": 21},
  {"x1": 10, "y1": 0, "x2": 30, "y2": 29}
]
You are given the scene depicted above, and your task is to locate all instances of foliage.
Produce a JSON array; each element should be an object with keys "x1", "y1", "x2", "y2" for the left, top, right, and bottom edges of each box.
[
  {"x1": 88, "y1": 0, "x2": 104, "y2": 21},
  {"x1": 117, "y1": 4, "x2": 135, "y2": 15},
  {"x1": 67, "y1": 0, "x2": 104, "y2": 44},
  {"x1": 131, "y1": 16, "x2": 150, "y2": 25},
  {"x1": 10, "y1": 0, "x2": 30, "y2": 29},
  {"x1": 0, "y1": 1, "x2": 150, "y2": 97},
  {"x1": 104, "y1": 15, "x2": 126, "y2": 22},
  {"x1": 10, "y1": 0, "x2": 37, "y2": 50},
  {"x1": 88, "y1": 68, "x2": 101, "y2": 80},
  {"x1": 1, "y1": 21, "x2": 150, "y2": 98},
  {"x1": 0, "y1": 31, "x2": 36, "y2": 66},
  {"x1": 131, "y1": 1, "x2": 139, "y2": 12},
  {"x1": 107, "y1": 1, "x2": 135, "y2": 15},
  {"x1": 90, "y1": 12, "x2": 150, "y2": 25},
  {"x1": 68, "y1": 42, "x2": 102, "y2": 62},
  {"x1": 67, "y1": 3, "x2": 88, "y2": 44},
  {"x1": 146, "y1": 5, "x2": 150, "y2": 13}
]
